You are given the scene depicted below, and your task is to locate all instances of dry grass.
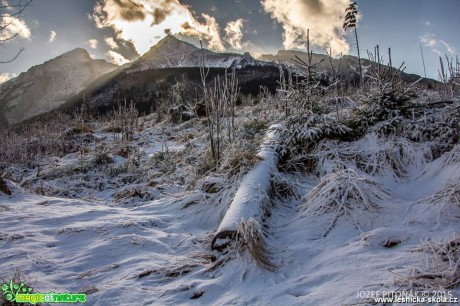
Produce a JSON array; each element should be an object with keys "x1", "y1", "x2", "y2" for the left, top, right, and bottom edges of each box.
[
  {"x1": 301, "y1": 168, "x2": 389, "y2": 236},
  {"x1": 417, "y1": 183, "x2": 460, "y2": 223},
  {"x1": 396, "y1": 235, "x2": 460, "y2": 289},
  {"x1": 235, "y1": 218, "x2": 277, "y2": 272}
]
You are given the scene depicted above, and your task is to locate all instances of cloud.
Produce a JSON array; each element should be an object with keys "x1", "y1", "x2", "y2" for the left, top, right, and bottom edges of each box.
[
  {"x1": 420, "y1": 33, "x2": 456, "y2": 55},
  {"x1": 92, "y1": 0, "x2": 225, "y2": 55},
  {"x1": 420, "y1": 33, "x2": 437, "y2": 48},
  {"x1": 225, "y1": 19, "x2": 244, "y2": 50},
  {"x1": 0, "y1": 72, "x2": 17, "y2": 84},
  {"x1": 48, "y1": 30, "x2": 56, "y2": 43},
  {"x1": 106, "y1": 50, "x2": 130, "y2": 65},
  {"x1": 260, "y1": 0, "x2": 351, "y2": 55},
  {"x1": 425, "y1": 21, "x2": 432, "y2": 27},
  {"x1": 88, "y1": 38, "x2": 99, "y2": 49},
  {"x1": 440, "y1": 40, "x2": 456, "y2": 54},
  {"x1": 180, "y1": 13, "x2": 224, "y2": 51},
  {"x1": 105, "y1": 37, "x2": 119, "y2": 49},
  {"x1": 0, "y1": 14, "x2": 31, "y2": 40}
]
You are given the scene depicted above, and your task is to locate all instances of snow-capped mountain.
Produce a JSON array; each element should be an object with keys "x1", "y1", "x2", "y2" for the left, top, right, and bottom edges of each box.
[
  {"x1": 0, "y1": 48, "x2": 117, "y2": 127},
  {"x1": 0, "y1": 36, "x2": 433, "y2": 129},
  {"x1": 128, "y1": 35, "x2": 270, "y2": 72}
]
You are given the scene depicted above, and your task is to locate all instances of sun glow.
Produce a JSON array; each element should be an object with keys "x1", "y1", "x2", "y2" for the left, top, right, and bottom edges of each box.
[{"x1": 93, "y1": 0, "x2": 225, "y2": 55}]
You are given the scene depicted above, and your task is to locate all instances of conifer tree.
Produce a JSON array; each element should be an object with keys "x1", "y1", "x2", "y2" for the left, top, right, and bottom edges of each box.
[{"x1": 343, "y1": 1, "x2": 362, "y2": 84}]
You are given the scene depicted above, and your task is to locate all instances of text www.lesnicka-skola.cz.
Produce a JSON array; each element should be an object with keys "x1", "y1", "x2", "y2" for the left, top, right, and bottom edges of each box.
[{"x1": 357, "y1": 290, "x2": 458, "y2": 304}]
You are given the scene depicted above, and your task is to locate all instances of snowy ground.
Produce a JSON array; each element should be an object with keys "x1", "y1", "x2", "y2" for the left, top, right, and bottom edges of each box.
[{"x1": 1, "y1": 101, "x2": 460, "y2": 305}]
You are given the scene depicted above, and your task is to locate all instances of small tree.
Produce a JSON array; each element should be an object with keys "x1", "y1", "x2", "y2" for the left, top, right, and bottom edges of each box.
[
  {"x1": 1, "y1": 0, "x2": 32, "y2": 63},
  {"x1": 343, "y1": 1, "x2": 362, "y2": 85}
]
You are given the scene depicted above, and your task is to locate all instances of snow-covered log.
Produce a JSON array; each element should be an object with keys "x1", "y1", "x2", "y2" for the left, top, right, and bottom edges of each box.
[{"x1": 211, "y1": 125, "x2": 282, "y2": 269}]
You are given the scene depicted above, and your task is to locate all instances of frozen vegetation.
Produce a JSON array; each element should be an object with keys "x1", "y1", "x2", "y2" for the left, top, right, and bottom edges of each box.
[{"x1": 1, "y1": 44, "x2": 460, "y2": 305}]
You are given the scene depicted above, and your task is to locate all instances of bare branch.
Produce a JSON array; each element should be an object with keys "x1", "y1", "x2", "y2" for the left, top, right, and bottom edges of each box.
[
  {"x1": 0, "y1": 46, "x2": 23, "y2": 63},
  {"x1": 0, "y1": 0, "x2": 32, "y2": 63}
]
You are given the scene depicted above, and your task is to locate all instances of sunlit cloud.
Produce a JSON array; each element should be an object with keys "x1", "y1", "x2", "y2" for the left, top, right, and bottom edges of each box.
[
  {"x1": 48, "y1": 30, "x2": 56, "y2": 43},
  {"x1": 420, "y1": 33, "x2": 456, "y2": 56},
  {"x1": 440, "y1": 40, "x2": 456, "y2": 54},
  {"x1": 225, "y1": 18, "x2": 244, "y2": 50},
  {"x1": 0, "y1": 72, "x2": 17, "y2": 84},
  {"x1": 92, "y1": 0, "x2": 226, "y2": 55},
  {"x1": 105, "y1": 37, "x2": 119, "y2": 49},
  {"x1": 106, "y1": 50, "x2": 130, "y2": 65},
  {"x1": 88, "y1": 38, "x2": 99, "y2": 49},
  {"x1": 420, "y1": 33, "x2": 437, "y2": 48},
  {"x1": 260, "y1": 0, "x2": 351, "y2": 55},
  {"x1": 0, "y1": 14, "x2": 31, "y2": 40}
]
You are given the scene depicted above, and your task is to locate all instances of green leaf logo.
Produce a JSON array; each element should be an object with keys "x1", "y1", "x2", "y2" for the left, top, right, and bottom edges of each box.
[{"x1": 1, "y1": 280, "x2": 33, "y2": 303}]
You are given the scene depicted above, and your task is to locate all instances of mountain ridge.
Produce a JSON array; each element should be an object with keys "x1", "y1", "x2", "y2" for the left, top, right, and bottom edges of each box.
[
  {"x1": 0, "y1": 48, "x2": 118, "y2": 128},
  {"x1": 128, "y1": 35, "x2": 271, "y2": 71},
  {"x1": 0, "y1": 37, "x2": 437, "y2": 129}
]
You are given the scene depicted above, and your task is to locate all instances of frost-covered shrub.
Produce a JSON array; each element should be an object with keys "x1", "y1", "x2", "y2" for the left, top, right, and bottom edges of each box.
[
  {"x1": 149, "y1": 148, "x2": 177, "y2": 175},
  {"x1": 355, "y1": 135, "x2": 432, "y2": 178},
  {"x1": 93, "y1": 145, "x2": 113, "y2": 165},
  {"x1": 417, "y1": 182, "x2": 460, "y2": 223},
  {"x1": 405, "y1": 104, "x2": 459, "y2": 156},
  {"x1": 312, "y1": 134, "x2": 433, "y2": 179},
  {"x1": 397, "y1": 235, "x2": 460, "y2": 289},
  {"x1": 276, "y1": 114, "x2": 352, "y2": 155},
  {"x1": 218, "y1": 139, "x2": 261, "y2": 177},
  {"x1": 300, "y1": 168, "x2": 390, "y2": 235},
  {"x1": 354, "y1": 87, "x2": 415, "y2": 134}
]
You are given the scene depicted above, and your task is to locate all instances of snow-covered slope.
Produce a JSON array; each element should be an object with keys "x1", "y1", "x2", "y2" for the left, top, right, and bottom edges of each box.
[
  {"x1": 128, "y1": 35, "x2": 272, "y2": 72},
  {"x1": 1, "y1": 100, "x2": 459, "y2": 305},
  {"x1": 0, "y1": 49, "x2": 117, "y2": 127}
]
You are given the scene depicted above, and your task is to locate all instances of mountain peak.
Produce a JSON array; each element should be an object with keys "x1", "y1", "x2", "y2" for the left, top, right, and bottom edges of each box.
[
  {"x1": 130, "y1": 35, "x2": 201, "y2": 71},
  {"x1": 157, "y1": 34, "x2": 182, "y2": 44},
  {"x1": 147, "y1": 35, "x2": 198, "y2": 55},
  {"x1": 59, "y1": 48, "x2": 92, "y2": 60},
  {"x1": 0, "y1": 47, "x2": 117, "y2": 127}
]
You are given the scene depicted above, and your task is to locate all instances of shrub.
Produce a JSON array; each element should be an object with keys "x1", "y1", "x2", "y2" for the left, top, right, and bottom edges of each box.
[
  {"x1": 300, "y1": 168, "x2": 390, "y2": 236},
  {"x1": 94, "y1": 145, "x2": 112, "y2": 165},
  {"x1": 397, "y1": 235, "x2": 460, "y2": 289}
]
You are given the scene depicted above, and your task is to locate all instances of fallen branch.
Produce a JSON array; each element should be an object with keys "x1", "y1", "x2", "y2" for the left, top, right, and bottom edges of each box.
[{"x1": 211, "y1": 125, "x2": 282, "y2": 270}]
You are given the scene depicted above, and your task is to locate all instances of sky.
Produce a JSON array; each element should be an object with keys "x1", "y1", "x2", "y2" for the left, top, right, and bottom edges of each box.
[{"x1": 0, "y1": 0, "x2": 459, "y2": 83}]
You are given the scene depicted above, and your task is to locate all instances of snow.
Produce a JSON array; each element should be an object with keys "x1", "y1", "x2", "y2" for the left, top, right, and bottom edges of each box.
[
  {"x1": 1, "y1": 102, "x2": 460, "y2": 305},
  {"x1": 128, "y1": 35, "x2": 275, "y2": 73},
  {"x1": 214, "y1": 125, "x2": 281, "y2": 239}
]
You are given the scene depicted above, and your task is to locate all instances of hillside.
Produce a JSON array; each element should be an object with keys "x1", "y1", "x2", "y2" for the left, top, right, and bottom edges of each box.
[
  {"x1": 0, "y1": 48, "x2": 118, "y2": 128},
  {"x1": 1, "y1": 70, "x2": 459, "y2": 304}
]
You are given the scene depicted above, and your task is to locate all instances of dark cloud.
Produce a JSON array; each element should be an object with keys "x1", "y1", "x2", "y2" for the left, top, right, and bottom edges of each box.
[
  {"x1": 309, "y1": 0, "x2": 324, "y2": 14},
  {"x1": 112, "y1": 0, "x2": 146, "y2": 22},
  {"x1": 152, "y1": 8, "x2": 167, "y2": 25}
]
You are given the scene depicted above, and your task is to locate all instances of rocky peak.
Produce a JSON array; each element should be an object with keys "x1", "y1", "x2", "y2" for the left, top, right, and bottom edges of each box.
[{"x1": 0, "y1": 48, "x2": 118, "y2": 127}]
